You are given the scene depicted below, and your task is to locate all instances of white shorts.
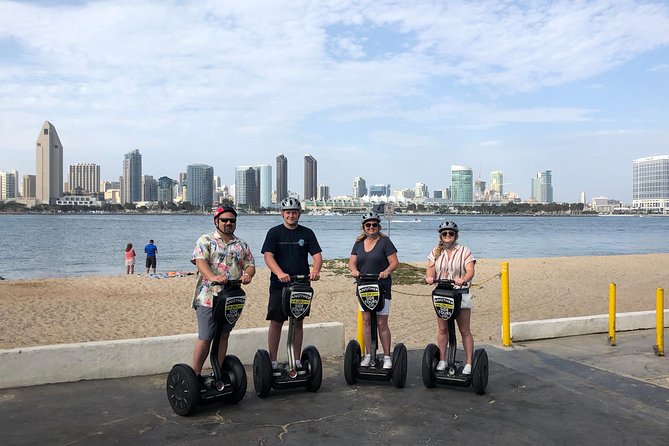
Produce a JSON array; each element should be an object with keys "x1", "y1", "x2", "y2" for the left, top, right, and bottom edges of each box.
[
  {"x1": 359, "y1": 298, "x2": 391, "y2": 316},
  {"x1": 125, "y1": 259, "x2": 135, "y2": 266},
  {"x1": 460, "y1": 293, "x2": 474, "y2": 310}
]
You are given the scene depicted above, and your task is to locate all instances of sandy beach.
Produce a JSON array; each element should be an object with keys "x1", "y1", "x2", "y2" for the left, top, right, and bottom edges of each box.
[{"x1": 1, "y1": 253, "x2": 667, "y2": 350}]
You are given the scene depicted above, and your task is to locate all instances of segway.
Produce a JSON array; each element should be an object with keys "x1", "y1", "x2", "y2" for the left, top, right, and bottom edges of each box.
[
  {"x1": 421, "y1": 280, "x2": 488, "y2": 394},
  {"x1": 253, "y1": 275, "x2": 322, "y2": 397},
  {"x1": 344, "y1": 274, "x2": 407, "y2": 388},
  {"x1": 166, "y1": 280, "x2": 248, "y2": 416}
]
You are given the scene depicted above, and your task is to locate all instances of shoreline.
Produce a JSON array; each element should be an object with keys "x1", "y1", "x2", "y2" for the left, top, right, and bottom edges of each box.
[{"x1": 1, "y1": 253, "x2": 668, "y2": 350}]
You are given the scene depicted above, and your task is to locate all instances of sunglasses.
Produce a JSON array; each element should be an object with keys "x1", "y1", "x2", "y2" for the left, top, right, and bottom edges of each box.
[
  {"x1": 440, "y1": 230, "x2": 456, "y2": 237},
  {"x1": 217, "y1": 218, "x2": 236, "y2": 223},
  {"x1": 364, "y1": 222, "x2": 379, "y2": 228}
]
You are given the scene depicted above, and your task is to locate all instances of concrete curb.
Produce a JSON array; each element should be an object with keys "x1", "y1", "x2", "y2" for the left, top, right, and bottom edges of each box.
[
  {"x1": 511, "y1": 310, "x2": 669, "y2": 342},
  {"x1": 0, "y1": 322, "x2": 344, "y2": 389}
]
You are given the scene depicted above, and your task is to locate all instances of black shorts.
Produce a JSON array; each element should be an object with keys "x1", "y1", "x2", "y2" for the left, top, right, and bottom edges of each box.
[
  {"x1": 145, "y1": 256, "x2": 156, "y2": 269},
  {"x1": 266, "y1": 288, "x2": 288, "y2": 322}
]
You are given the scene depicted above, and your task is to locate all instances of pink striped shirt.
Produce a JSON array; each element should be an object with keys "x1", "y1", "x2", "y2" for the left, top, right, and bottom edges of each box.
[{"x1": 428, "y1": 244, "x2": 476, "y2": 288}]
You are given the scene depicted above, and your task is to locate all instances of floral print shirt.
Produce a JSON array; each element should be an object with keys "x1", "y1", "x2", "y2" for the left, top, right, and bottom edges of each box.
[{"x1": 191, "y1": 231, "x2": 255, "y2": 308}]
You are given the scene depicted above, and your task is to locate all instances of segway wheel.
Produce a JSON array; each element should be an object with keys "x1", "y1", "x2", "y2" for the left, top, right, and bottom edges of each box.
[
  {"x1": 222, "y1": 355, "x2": 247, "y2": 404},
  {"x1": 421, "y1": 343, "x2": 439, "y2": 388},
  {"x1": 391, "y1": 343, "x2": 408, "y2": 389},
  {"x1": 166, "y1": 364, "x2": 200, "y2": 416},
  {"x1": 301, "y1": 345, "x2": 322, "y2": 392},
  {"x1": 253, "y1": 349, "x2": 273, "y2": 398},
  {"x1": 472, "y1": 348, "x2": 489, "y2": 395},
  {"x1": 343, "y1": 340, "x2": 361, "y2": 385}
]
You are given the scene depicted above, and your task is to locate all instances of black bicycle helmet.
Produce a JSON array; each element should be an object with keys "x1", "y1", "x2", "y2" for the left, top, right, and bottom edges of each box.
[
  {"x1": 361, "y1": 211, "x2": 381, "y2": 224},
  {"x1": 214, "y1": 205, "x2": 237, "y2": 220},
  {"x1": 280, "y1": 197, "x2": 301, "y2": 211},
  {"x1": 438, "y1": 220, "x2": 458, "y2": 233}
]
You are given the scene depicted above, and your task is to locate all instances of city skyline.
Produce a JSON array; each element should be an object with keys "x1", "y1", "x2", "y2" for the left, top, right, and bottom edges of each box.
[{"x1": 1, "y1": 1, "x2": 669, "y2": 202}]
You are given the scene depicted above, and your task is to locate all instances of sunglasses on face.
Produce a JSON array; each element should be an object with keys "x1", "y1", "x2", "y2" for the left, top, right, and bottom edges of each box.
[
  {"x1": 364, "y1": 223, "x2": 379, "y2": 228},
  {"x1": 217, "y1": 218, "x2": 236, "y2": 223},
  {"x1": 440, "y1": 230, "x2": 456, "y2": 237}
]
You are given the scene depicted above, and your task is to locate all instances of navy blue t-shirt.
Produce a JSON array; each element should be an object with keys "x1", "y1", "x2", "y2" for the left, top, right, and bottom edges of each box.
[
  {"x1": 261, "y1": 224, "x2": 322, "y2": 290},
  {"x1": 350, "y1": 236, "x2": 397, "y2": 296}
]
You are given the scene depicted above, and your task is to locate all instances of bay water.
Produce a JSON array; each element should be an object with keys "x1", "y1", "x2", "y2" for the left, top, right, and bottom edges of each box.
[{"x1": 0, "y1": 214, "x2": 667, "y2": 280}]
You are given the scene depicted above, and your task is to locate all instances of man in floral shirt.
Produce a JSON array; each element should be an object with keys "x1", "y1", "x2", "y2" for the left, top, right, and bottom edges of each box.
[{"x1": 190, "y1": 205, "x2": 255, "y2": 376}]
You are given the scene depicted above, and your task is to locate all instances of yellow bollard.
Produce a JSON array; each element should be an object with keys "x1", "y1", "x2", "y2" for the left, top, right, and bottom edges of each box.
[
  {"x1": 654, "y1": 288, "x2": 664, "y2": 357},
  {"x1": 608, "y1": 283, "x2": 616, "y2": 346},
  {"x1": 501, "y1": 262, "x2": 511, "y2": 346},
  {"x1": 357, "y1": 308, "x2": 365, "y2": 354}
]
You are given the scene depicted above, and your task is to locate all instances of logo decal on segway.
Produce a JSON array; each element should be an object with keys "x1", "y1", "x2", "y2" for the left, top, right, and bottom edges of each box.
[
  {"x1": 224, "y1": 296, "x2": 246, "y2": 325},
  {"x1": 357, "y1": 284, "x2": 381, "y2": 311},
  {"x1": 433, "y1": 294, "x2": 456, "y2": 320},
  {"x1": 289, "y1": 290, "x2": 313, "y2": 319}
]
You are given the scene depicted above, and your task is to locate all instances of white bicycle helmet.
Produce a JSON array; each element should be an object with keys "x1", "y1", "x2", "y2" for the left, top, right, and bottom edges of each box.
[
  {"x1": 280, "y1": 197, "x2": 302, "y2": 211},
  {"x1": 438, "y1": 220, "x2": 459, "y2": 233},
  {"x1": 361, "y1": 211, "x2": 381, "y2": 224}
]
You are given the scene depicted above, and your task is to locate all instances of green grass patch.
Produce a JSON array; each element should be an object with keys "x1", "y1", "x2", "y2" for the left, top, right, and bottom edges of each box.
[{"x1": 322, "y1": 259, "x2": 426, "y2": 285}]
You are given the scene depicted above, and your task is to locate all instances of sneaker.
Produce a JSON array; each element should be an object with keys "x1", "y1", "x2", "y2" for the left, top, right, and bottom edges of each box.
[
  {"x1": 295, "y1": 360, "x2": 302, "y2": 368},
  {"x1": 462, "y1": 364, "x2": 472, "y2": 375},
  {"x1": 436, "y1": 360, "x2": 447, "y2": 371},
  {"x1": 360, "y1": 354, "x2": 371, "y2": 367},
  {"x1": 383, "y1": 356, "x2": 392, "y2": 369},
  {"x1": 271, "y1": 361, "x2": 279, "y2": 370}
]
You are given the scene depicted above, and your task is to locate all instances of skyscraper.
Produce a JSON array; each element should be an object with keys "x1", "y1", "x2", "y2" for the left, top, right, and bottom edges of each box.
[
  {"x1": 276, "y1": 154, "x2": 288, "y2": 203},
  {"x1": 157, "y1": 176, "x2": 175, "y2": 203},
  {"x1": 235, "y1": 165, "x2": 260, "y2": 209},
  {"x1": 258, "y1": 164, "x2": 272, "y2": 209},
  {"x1": 531, "y1": 171, "x2": 553, "y2": 203},
  {"x1": 633, "y1": 155, "x2": 669, "y2": 211},
  {"x1": 23, "y1": 175, "x2": 36, "y2": 199},
  {"x1": 35, "y1": 121, "x2": 63, "y2": 205},
  {"x1": 121, "y1": 149, "x2": 142, "y2": 204},
  {"x1": 304, "y1": 154, "x2": 317, "y2": 201},
  {"x1": 317, "y1": 184, "x2": 330, "y2": 201},
  {"x1": 451, "y1": 165, "x2": 473, "y2": 203},
  {"x1": 69, "y1": 163, "x2": 100, "y2": 194},
  {"x1": 0, "y1": 171, "x2": 17, "y2": 199},
  {"x1": 187, "y1": 164, "x2": 214, "y2": 209},
  {"x1": 142, "y1": 175, "x2": 158, "y2": 202},
  {"x1": 353, "y1": 177, "x2": 367, "y2": 198},
  {"x1": 490, "y1": 171, "x2": 504, "y2": 196}
]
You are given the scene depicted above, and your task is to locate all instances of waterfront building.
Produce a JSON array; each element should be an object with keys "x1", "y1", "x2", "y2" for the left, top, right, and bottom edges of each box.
[
  {"x1": 35, "y1": 121, "x2": 63, "y2": 205},
  {"x1": 56, "y1": 195, "x2": 103, "y2": 207},
  {"x1": 157, "y1": 176, "x2": 174, "y2": 203},
  {"x1": 69, "y1": 163, "x2": 100, "y2": 194},
  {"x1": 142, "y1": 175, "x2": 158, "y2": 202},
  {"x1": 490, "y1": 171, "x2": 504, "y2": 196},
  {"x1": 415, "y1": 182, "x2": 429, "y2": 199},
  {"x1": 633, "y1": 155, "x2": 669, "y2": 211},
  {"x1": 259, "y1": 164, "x2": 272, "y2": 209},
  {"x1": 235, "y1": 165, "x2": 260, "y2": 209},
  {"x1": 0, "y1": 171, "x2": 17, "y2": 199},
  {"x1": 353, "y1": 177, "x2": 367, "y2": 198},
  {"x1": 531, "y1": 170, "x2": 553, "y2": 204},
  {"x1": 369, "y1": 184, "x2": 391, "y2": 197},
  {"x1": 22, "y1": 175, "x2": 36, "y2": 199},
  {"x1": 304, "y1": 154, "x2": 317, "y2": 201},
  {"x1": 186, "y1": 164, "x2": 214, "y2": 209},
  {"x1": 451, "y1": 165, "x2": 473, "y2": 204},
  {"x1": 317, "y1": 184, "x2": 330, "y2": 201},
  {"x1": 276, "y1": 154, "x2": 288, "y2": 203},
  {"x1": 121, "y1": 149, "x2": 142, "y2": 204}
]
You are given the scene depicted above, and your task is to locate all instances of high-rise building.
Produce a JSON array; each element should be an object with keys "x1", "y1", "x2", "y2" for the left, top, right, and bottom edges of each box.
[
  {"x1": 157, "y1": 176, "x2": 175, "y2": 203},
  {"x1": 235, "y1": 165, "x2": 260, "y2": 209},
  {"x1": 451, "y1": 165, "x2": 473, "y2": 203},
  {"x1": 353, "y1": 177, "x2": 367, "y2": 198},
  {"x1": 474, "y1": 179, "x2": 486, "y2": 200},
  {"x1": 276, "y1": 154, "x2": 288, "y2": 203},
  {"x1": 317, "y1": 184, "x2": 330, "y2": 201},
  {"x1": 0, "y1": 171, "x2": 17, "y2": 199},
  {"x1": 23, "y1": 175, "x2": 36, "y2": 199},
  {"x1": 490, "y1": 171, "x2": 504, "y2": 196},
  {"x1": 187, "y1": 164, "x2": 214, "y2": 209},
  {"x1": 35, "y1": 121, "x2": 63, "y2": 205},
  {"x1": 258, "y1": 164, "x2": 272, "y2": 209},
  {"x1": 11, "y1": 169, "x2": 19, "y2": 197},
  {"x1": 369, "y1": 184, "x2": 391, "y2": 197},
  {"x1": 142, "y1": 175, "x2": 158, "y2": 202},
  {"x1": 633, "y1": 155, "x2": 669, "y2": 211},
  {"x1": 304, "y1": 154, "x2": 317, "y2": 201},
  {"x1": 121, "y1": 149, "x2": 142, "y2": 204},
  {"x1": 531, "y1": 170, "x2": 553, "y2": 204},
  {"x1": 415, "y1": 182, "x2": 429, "y2": 199},
  {"x1": 69, "y1": 163, "x2": 100, "y2": 194}
]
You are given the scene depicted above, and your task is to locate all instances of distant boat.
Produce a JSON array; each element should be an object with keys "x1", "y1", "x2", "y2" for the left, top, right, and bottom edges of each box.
[{"x1": 390, "y1": 218, "x2": 421, "y2": 223}]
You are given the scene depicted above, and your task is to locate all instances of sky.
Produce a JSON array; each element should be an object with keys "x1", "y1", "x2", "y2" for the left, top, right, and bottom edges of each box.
[{"x1": 1, "y1": 0, "x2": 669, "y2": 203}]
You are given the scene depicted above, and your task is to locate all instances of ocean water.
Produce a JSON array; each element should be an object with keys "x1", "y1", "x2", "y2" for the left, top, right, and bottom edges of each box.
[{"x1": 0, "y1": 213, "x2": 667, "y2": 279}]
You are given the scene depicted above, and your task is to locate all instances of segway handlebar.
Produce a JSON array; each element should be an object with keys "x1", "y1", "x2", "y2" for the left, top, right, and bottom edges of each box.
[
  {"x1": 288, "y1": 275, "x2": 310, "y2": 283},
  {"x1": 210, "y1": 279, "x2": 243, "y2": 287},
  {"x1": 356, "y1": 273, "x2": 379, "y2": 281}
]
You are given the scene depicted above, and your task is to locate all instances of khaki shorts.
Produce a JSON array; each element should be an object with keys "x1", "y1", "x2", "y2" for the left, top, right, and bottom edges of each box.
[
  {"x1": 460, "y1": 293, "x2": 474, "y2": 310},
  {"x1": 125, "y1": 259, "x2": 135, "y2": 266}
]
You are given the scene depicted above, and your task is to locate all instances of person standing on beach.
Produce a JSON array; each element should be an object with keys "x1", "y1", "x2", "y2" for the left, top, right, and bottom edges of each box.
[
  {"x1": 261, "y1": 197, "x2": 322, "y2": 369},
  {"x1": 425, "y1": 220, "x2": 477, "y2": 374},
  {"x1": 348, "y1": 211, "x2": 399, "y2": 369},
  {"x1": 190, "y1": 205, "x2": 255, "y2": 376},
  {"x1": 144, "y1": 239, "x2": 158, "y2": 274},
  {"x1": 124, "y1": 243, "x2": 136, "y2": 274}
]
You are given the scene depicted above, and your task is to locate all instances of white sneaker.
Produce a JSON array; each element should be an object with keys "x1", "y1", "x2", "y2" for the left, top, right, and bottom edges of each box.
[
  {"x1": 436, "y1": 360, "x2": 447, "y2": 371},
  {"x1": 271, "y1": 361, "x2": 279, "y2": 370},
  {"x1": 295, "y1": 360, "x2": 302, "y2": 368},
  {"x1": 462, "y1": 363, "x2": 472, "y2": 375},
  {"x1": 360, "y1": 354, "x2": 371, "y2": 367},
  {"x1": 382, "y1": 356, "x2": 392, "y2": 369}
]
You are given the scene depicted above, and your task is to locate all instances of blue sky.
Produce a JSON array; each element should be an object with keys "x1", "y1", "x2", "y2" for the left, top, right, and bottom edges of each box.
[{"x1": 1, "y1": 0, "x2": 668, "y2": 203}]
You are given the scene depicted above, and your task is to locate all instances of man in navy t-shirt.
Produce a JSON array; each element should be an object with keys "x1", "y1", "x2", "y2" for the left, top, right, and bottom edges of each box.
[
  {"x1": 261, "y1": 197, "x2": 322, "y2": 369},
  {"x1": 144, "y1": 239, "x2": 158, "y2": 274}
]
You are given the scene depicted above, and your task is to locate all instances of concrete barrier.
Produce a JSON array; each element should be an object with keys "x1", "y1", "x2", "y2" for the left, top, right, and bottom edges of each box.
[
  {"x1": 511, "y1": 310, "x2": 669, "y2": 342},
  {"x1": 0, "y1": 322, "x2": 344, "y2": 389}
]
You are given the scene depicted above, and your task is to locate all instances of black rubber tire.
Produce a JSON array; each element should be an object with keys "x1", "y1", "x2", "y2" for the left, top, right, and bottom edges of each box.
[
  {"x1": 343, "y1": 340, "x2": 361, "y2": 385},
  {"x1": 392, "y1": 343, "x2": 408, "y2": 389},
  {"x1": 301, "y1": 345, "x2": 323, "y2": 392},
  {"x1": 422, "y1": 343, "x2": 439, "y2": 388},
  {"x1": 472, "y1": 348, "x2": 489, "y2": 395},
  {"x1": 166, "y1": 364, "x2": 200, "y2": 416},
  {"x1": 253, "y1": 349, "x2": 273, "y2": 398},
  {"x1": 222, "y1": 355, "x2": 247, "y2": 404}
]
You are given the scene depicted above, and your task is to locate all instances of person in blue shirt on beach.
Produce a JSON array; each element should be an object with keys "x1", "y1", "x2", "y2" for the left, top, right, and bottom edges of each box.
[{"x1": 144, "y1": 239, "x2": 158, "y2": 274}]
